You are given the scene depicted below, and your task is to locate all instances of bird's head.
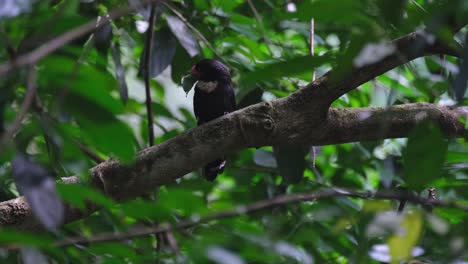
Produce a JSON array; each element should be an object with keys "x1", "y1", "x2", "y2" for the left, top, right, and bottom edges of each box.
[{"x1": 191, "y1": 59, "x2": 231, "y2": 82}]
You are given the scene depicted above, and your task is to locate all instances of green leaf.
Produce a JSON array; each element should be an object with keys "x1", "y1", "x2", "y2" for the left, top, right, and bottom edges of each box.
[
  {"x1": 39, "y1": 56, "x2": 124, "y2": 114},
  {"x1": 446, "y1": 151, "x2": 468, "y2": 163},
  {"x1": 0, "y1": 229, "x2": 53, "y2": 247},
  {"x1": 54, "y1": 0, "x2": 80, "y2": 16},
  {"x1": 70, "y1": 104, "x2": 136, "y2": 162},
  {"x1": 166, "y1": 15, "x2": 200, "y2": 57},
  {"x1": 89, "y1": 242, "x2": 138, "y2": 259},
  {"x1": 171, "y1": 43, "x2": 198, "y2": 84},
  {"x1": 273, "y1": 145, "x2": 307, "y2": 184},
  {"x1": 152, "y1": 102, "x2": 174, "y2": 118},
  {"x1": 376, "y1": 0, "x2": 407, "y2": 26},
  {"x1": 434, "y1": 207, "x2": 468, "y2": 224},
  {"x1": 212, "y1": 0, "x2": 243, "y2": 12},
  {"x1": 158, "y1": 189, "x2": 207, "y2": 216},
  {"x1": 56, "y1": 184, "x2": 115, "y2": 210},
  {"x1": 403, "y1": 122, "x2": 448, "y2": 191},
  {"x1": 111, "y1": 41, "x2": 128, "y2": 104},
  {"x1": 139, "y1": 28, "x2": 176, "y2": 77},
  {"x1": 229, "y1": 14, "x2": 260, "y2": 41},
  {"x1": 194, "y1": 0, "x2": 210, "y2": 9},
  {"x1": 452, "y1": 34, "x2": 468, "y2": 102},
  {"x1": 237, "y1": 87, "x2": 263, "y2": 109},
  {"x1": 119, "y1": 199, "x2": 171, "y2": 220},
  {"x1": 388, "y1": 210, "x2": 422, "y2": 264}
]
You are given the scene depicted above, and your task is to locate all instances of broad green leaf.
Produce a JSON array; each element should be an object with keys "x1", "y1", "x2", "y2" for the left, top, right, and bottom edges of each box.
[
  {"x1": 452, "y1": 35, "x2": 468, "y2": 102},
  {"x1": 139, "y1": 28, "x2": 176, "y2": 78},
  {"x1": 111, "y1": 41, "x2": 128, "y2": 104},
  {"x1": 229, "y1": 14, "x2": 260, "y2": 41},
  {"x1": 56, "y1": 184, "x2": 115, "y2": 210},
  {"x1": 54, "y1": 0, "x2": 79, "y2": 16},
  {"x1": 194, "y1": 0, "x2": 209, "y2": 10},
  {"x1": 403, "y1": 122, "x2": 448, "y2": 191},
  {"x1": 166, "y1": 15, "x2": 200, "y2": 57},
  {"x1": 89, "y1": 242, "x2": 138, "y2": 259},
  {"x1": 39, "y1": 56, "x2": 124, "y2": 114},
  {"x1": 434, "y1": 207, "x2": 468, "y2": 224},
  {"x1": 376, "y1": 0, "x2": 407, "y2": 27},
  {"x1": 388, "y1": 210, "x2": 423, "y2": 264},
  {"x1": 119, "y1": 199, "x2": 171, "y2": 220},
  {"x1": 172, "y1": 42, "x2": 198, "y2": 84},
  {"x1": 158, "y1": 189, "x2": 207, "y2": 216},
  {"x1": 212, "y1": 0, "x2": 244, "y2": 12},
  {"x1": 446, "y1": 151, "x2": 468, "y2": 163},
  {"x1": 150, "y1": 102, "x2": 175, "y2": 119},
  {"x1": 65, "y1": 97, "x2": 136, "y2": 162},
  {"x1": 237, "y1": 87, "x2": 263, "y2": 109},
  {"x1": 0, "y1": 229, "x2": 53, "y2": 247},
  {"x1": 273, "y1": 145, "x2": 307, "y2": 184}
]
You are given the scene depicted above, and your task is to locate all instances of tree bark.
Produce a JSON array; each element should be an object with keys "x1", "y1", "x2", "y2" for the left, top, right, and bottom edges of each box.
[{"x1": 1, "y1": 24, "x2": 467, "y2": 229}]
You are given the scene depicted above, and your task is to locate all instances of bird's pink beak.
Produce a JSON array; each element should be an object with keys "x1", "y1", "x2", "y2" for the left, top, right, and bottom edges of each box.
[{"x1": 191, "y1": 65, "x2": 199, "y2": 76}]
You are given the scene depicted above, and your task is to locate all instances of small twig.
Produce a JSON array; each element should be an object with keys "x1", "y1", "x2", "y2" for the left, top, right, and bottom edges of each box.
[
  {"x1": 410, "y1": 0, "x2": 428, "y2": 13},
  {"x1": 143, "y1": 4, "x2": 157, "y2": 146},
  {"x1": 246, "y1": 0, "x2": 274, "y2": 55},
  {"x1": 0, "y1": 65, "x2": 38, "y2": 150},
  {"x1": 397, "y1": 199, "x2": 407, "y2": 214},
  {"x1": 310, "y1": 18, "x2": 317, "y2": 168},
  {"x1": 310, "y1": 18, "x2": 316, "y2": 82},
  {"x1": 165, "y1": 230, "x2": 181, "y2": 257},
  {"x1": 53, "y1": 188, "x2": 468, "y2": 247}
]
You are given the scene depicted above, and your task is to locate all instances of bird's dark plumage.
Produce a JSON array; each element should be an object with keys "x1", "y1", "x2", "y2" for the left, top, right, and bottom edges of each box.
[{"x1": 192, "y1": 59, "x2": 236, "y2": 181}]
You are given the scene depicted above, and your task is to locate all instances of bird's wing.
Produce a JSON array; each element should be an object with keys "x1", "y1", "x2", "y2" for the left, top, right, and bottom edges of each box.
[
  {"x1": 193, "y1": 88, "x2": 202, "y2": 124},
  {"x1": 225, "y1": 84, "x2": 236, "y2": 113}
]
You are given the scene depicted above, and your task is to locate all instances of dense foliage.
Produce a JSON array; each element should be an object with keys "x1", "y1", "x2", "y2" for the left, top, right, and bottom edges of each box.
[{"x1": 0, "y1": 0, "x2": 467, "y2": 263}]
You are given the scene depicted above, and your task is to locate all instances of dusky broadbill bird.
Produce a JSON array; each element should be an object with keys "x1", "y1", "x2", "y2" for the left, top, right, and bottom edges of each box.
[{"x1": 191, "y1": 59, "x2": 236, "y2": 181}]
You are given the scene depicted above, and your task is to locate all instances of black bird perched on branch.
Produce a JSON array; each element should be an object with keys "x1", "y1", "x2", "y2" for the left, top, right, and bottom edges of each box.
[{"x1": 190, "y1": 59, "x2": 236, "y2": 181}]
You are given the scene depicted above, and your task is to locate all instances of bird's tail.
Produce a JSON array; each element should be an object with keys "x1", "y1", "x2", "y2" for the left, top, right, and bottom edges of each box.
[{"x1": 203, "y1": 159, "x2": 226, "y2": 181}]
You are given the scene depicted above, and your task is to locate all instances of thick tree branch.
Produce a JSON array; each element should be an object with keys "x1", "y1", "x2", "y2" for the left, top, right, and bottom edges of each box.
[
  {"x1": 320, "y1": 103, "x2": 468, "y2": 145},
  {"x1": 1, "y1": 21, "x2": 467, "y2": 229},
  {"x1": 1, "y1": 103, "x2": 467, "y2": 229}
]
